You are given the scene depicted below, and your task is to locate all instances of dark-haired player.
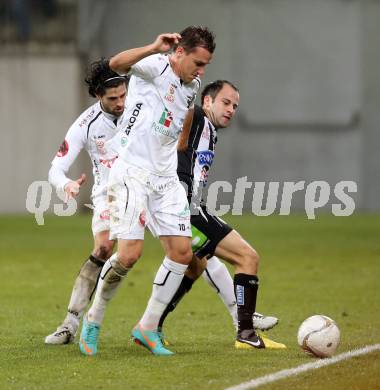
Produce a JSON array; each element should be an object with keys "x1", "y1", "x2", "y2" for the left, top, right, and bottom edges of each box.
[
  {"x1": 45, "y1": 58, "x2": 128, "y2": 344},
  {"x1": 157, "y1": 80, "x2": 285, "y2": 350},
  {"x1": 80, "y1": 26, "x2": 216, "y2": 356}
]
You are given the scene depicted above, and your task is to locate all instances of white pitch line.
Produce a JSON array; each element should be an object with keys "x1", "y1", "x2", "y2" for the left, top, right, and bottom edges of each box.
[{"x1": 225, "y1": 343, "x2": 380, "y2": 390}]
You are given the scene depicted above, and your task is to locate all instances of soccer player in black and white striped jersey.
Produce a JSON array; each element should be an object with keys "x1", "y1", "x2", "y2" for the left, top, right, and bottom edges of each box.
[{"x1": 157, "y1": 80, "x2": 285, "y2": 350}]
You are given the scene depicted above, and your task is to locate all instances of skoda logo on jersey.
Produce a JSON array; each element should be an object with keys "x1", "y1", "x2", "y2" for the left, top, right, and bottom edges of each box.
[
  {"x1": 125, "y1": 102, "x2": 143, "y2": 136},
  {"x1": 196, "y1": 151, "x2": 214, "y2": 167}
]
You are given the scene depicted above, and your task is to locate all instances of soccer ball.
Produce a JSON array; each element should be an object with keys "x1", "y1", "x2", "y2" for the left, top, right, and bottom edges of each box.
[{"x1": 297, "y1": 315, "x2": 340, "y2": 358}]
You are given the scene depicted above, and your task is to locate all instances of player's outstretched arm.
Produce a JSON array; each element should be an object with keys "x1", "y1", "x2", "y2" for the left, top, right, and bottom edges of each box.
[
  {"x1": 177, "y1": 108, "x2": 194, "y2": 151},
  {"x1": 110, "y1": 32, "x2": 181, "y2": 75}
]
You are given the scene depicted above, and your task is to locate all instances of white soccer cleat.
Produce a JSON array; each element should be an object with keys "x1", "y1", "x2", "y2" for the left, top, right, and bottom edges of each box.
[
  {"x1": 45, "y1": 323, "x2": 76, "y2": 345},
  {"x1": 252, "y1": 312, "x2": 279, "y2": 331}
]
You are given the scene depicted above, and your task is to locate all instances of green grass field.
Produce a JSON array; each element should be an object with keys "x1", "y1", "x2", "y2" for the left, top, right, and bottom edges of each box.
[{"x1": 1, "y1": 213, "x2": 380, "y2": 390}]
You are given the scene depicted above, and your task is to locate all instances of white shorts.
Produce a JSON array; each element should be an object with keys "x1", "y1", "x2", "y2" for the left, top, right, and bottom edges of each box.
[
  {"x1": 108, "y1": 159, "x2": 191, "y2": 240},
  {"x1": 91, "y1": 195, "x2": 110, "y2": 235}
]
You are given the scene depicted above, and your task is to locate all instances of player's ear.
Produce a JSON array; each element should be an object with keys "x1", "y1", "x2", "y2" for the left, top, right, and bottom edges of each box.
[
  {"x1": 203, "y1": 95, "x2": 212, "y2": 110},
  {"x1": 175, "y1": 46, "x2": 185, "y2": 57}
]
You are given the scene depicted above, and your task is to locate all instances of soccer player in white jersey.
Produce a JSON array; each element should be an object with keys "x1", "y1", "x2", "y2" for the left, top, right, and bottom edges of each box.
[
  {"x1": 45, "y1": 59, "x2": 273, "y2": 347},
  {"x1": 45, "y1": 59, "x2": 128, "y2": 344},
  {"x1": 79, "y1": 26, "x2": 216, "y2": 356}
]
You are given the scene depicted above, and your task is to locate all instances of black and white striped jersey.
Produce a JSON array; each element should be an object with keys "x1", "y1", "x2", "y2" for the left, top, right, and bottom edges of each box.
[{"x1": 177, "y1": 105, "x2": 217, "y2": 204}]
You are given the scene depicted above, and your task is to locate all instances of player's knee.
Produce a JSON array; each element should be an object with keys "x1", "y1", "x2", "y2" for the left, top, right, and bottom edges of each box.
[
  {"x1": 178, "y1": 247, "x2": 193, "y2": 263},
  {"x1": 118, "y1": 248, "x2": 142, "y2": 268},
  {"x1": 238, "y1": 245, "x2": 260, "y2": 272},
  {"x1": 93, "y1": 243, "x2": 114, "y2": 260},
  {"x1": 168, "y1": 246, "x2": 192, "y2": 264}
]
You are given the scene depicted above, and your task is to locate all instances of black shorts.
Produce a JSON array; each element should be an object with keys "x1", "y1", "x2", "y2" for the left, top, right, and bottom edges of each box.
[{"x1": 190, "y1": 205, "x2": 233, "y2": 259}]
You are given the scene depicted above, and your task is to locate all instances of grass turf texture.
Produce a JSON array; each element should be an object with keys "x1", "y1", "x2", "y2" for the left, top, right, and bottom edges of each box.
[{"x1": 0, "y1": 213, "x2": 379, "y2": 390}]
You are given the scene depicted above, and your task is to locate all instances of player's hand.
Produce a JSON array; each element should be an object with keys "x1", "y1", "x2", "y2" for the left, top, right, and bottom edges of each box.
[
  {"x1": 63, "y1": 173, "x2": 86, "y2": 203},
  {"x1": 152, "y1": 33, "x2": 181, "y2": 53}
]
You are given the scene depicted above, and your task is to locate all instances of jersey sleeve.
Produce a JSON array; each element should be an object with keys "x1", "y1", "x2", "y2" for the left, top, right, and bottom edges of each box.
[
  {"x1": 49, "y1": 121, "x2": 86, "y2": 192},
  {"x1": 130, "y1": 54, "x2": 168, "y2": 80}
]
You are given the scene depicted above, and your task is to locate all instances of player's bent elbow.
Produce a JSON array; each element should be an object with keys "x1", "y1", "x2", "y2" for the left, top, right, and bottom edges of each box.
[
  {"x1": 109, "y1": 56, "x2": 118, "y2": 71},
  {"x1": 109, "y1": 56, "x2": 127, "y2": 75}
]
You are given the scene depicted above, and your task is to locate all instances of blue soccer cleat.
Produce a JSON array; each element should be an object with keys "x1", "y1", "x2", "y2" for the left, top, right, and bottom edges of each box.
[
  {"x1": 132, "y1": 324, "x2": 174, "y2": 356},
  {"x1": 79, "y1": 317, "x2": 100, "y2": 356}
]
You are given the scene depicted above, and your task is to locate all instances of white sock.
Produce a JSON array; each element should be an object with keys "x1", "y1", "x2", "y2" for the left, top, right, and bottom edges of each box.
[
  {"x1": 63, "y1": 257, "x2": 103, "y2": 330},
  {"x1": 87, "y1": 254, "x2": 130, "y2": 325},
  {"x1": 202, "y1": 256, "x2": 238, "y2": 329},
  {"x1": 140, "y1": 257, "x2": 188, "y2": 330}
]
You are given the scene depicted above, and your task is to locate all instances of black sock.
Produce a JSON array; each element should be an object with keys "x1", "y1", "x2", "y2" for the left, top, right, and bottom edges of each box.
[
  {"x1": 234, "y1": 273, "x2": 259, "y2": 333},
  {"x1": 157, "y1": 275, "x2": 194, "y2": 330}
]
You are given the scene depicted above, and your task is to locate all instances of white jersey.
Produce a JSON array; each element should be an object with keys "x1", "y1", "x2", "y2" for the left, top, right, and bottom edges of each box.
[
  {"x1": 49, "y1": 101, "x2": 126, "y2": 200},
  {"x1": 116, "y1": 53, "x2": 200, "y2": 176}
]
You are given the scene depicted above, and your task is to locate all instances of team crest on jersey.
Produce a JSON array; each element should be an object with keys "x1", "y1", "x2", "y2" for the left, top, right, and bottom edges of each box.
[
  {"x1": 56, "y1": 140, "x2": 69, "y2": 157},
  {"x1": 164, "y1": 83, "x2": 176, "y2": 103},
  {"x1": 120, "y1": 136, "x2": 128, "y2": 147},
  {"x1": 95, "y1": 139, "x2": 107, "y2": 155}
]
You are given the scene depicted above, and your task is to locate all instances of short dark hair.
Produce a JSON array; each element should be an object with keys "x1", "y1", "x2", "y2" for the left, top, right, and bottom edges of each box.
[
  {"x1": 201, "y1": 80, "x2": 239, "y2": 105},
  {"x1": 177, "y1": 26, "x2": 216, "y2": 54},
  {"x1": 85, "y1": 58, "x2": 129, "y2": 98}
]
